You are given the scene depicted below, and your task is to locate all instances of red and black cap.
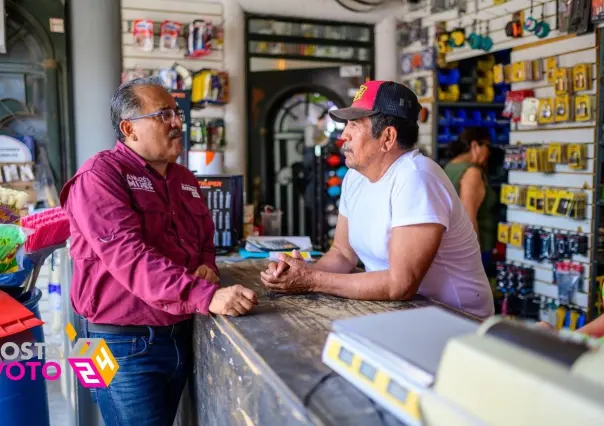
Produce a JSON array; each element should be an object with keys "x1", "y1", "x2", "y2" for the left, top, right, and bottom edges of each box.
[{"x1": 329, "y1": 80, "x2": 422, "y2": 123}]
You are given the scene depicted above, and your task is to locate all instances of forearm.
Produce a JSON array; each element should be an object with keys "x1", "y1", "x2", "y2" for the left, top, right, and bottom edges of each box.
[
  {"x1": 309, "y1": 269, "x2": 416, "y2": 301},
  {"x1": 312, "y1": 248, "x2": 357, "y2": 274}
]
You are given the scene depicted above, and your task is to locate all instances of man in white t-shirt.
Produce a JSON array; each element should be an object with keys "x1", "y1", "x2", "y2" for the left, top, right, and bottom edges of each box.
[{"x1": 260, "y1": 81, "x2": 494, "y2": 318}]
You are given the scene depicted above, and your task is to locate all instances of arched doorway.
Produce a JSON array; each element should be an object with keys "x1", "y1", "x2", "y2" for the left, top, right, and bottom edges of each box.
[{"x1": 265, "y1": 86, "x2": 345, "y2": 235}]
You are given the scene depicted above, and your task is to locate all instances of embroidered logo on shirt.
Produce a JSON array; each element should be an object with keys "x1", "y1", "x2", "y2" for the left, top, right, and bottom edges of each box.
[
  {"x1": 126, "y1": 174, "x2": 154, "y2": 192},
  {"x1": 181, "y1": 183, "x2": 201, "y2": 198}
]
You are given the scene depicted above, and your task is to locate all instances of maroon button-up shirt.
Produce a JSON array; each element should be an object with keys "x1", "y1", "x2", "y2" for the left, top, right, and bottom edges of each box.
[{"x1": 60, "y1": 142, "x2": 219, "y2": 326}]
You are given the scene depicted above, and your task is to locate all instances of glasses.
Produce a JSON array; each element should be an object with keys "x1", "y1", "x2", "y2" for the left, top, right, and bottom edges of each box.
[{"x1": 126, "y1": 108, "x2": 185, "y2": 124}]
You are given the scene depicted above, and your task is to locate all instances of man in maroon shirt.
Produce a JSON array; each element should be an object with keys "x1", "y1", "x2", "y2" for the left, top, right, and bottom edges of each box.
[{"x1": 60, "y1": 76, "x2": 257, "y2": 426}]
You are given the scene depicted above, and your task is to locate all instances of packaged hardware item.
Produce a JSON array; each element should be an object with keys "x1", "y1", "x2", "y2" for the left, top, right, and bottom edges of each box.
[
  {"x1": 538, "y1": 230, "x2": 555, "y2": 261},
  {"x1": 554, "y1": 94, "x2": 572, "y2": 123},
  {"x1": 500, "y1": 184, "x2": 526, "y2": 206},
  {"x1": 545, "y1": 188, "x2": 559, "y2": 215},
  {"x1": 537, "y1": 98, "x2": 555, "y2": 124},
  {"x1": 567, "y1": 233, "x2": 588, "y2": 256},
  {"x1": 524, "y1": 227, "x2": 540, "y2": 261},
  {"x1": 567, "y1": 144, "x2": 587, "y2": 170},
  {"x1": 553, "y1": 68, "x2": 572, "y2": 94},
  {"x1": 572, "y1": 63, "x2": 592, "y2": 92},
  {"x1": 503, "y1": 146, "x2": 527, "y2": 170},
  {"x1": 159, "y1": 21, "x2": 182, "y2": 51},
  {"x1": 545, "y1": 57, "x2": 557, "y2": 83},
  {"x1": 552, "y1": 190, "x2": 587, "y2": 219},
  {"x1": 526, "y1": 186, "x2": 545, "y2": 213},
  {"x1": 574, "y1": 95, "x2": 593, "y2": 122},
  {"x1": 520, "y1": 98, "x2": 539, "y2": 126},
  {"x1": 555, "y1": 261, "x2": 583, "y2": 305},
  {"x1": 498, "y1": 222, "x2": 511, "y2": 244},
  {"x1": 510, "y1": 223, "x2": 525, "y2": 247},
  {"x1": 132, "y1": 19, "x2": 154, "y2": 52},
  {"x1": 547, "y1": 143, "x2": 566, "y2": 164}
]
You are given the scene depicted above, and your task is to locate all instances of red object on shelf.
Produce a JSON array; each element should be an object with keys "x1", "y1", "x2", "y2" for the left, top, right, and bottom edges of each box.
[
  {"x1": 326, "y1": 154, "x2": 341, "y2": 167},
  {"x1": 186, "y1": 48, "x2": 213, "y2": 58},
  {"x1": 327, "y1": 176, "x2": 342, "y2": 187},
  {"x1": 0, "y1": 290, "x2": 44, "y2": 338},
  {"x1": 335, "y1": 139, "x2": 344, "y2": 149}
]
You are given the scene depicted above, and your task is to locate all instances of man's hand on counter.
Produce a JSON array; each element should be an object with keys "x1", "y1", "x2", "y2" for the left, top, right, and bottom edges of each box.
[
  {"x1": 260, "y1": 251, "x2": 315, "y2": 294},
  {"x1": 194, "y1": 264, "x2": 220, "y2": 284},
  {"x1": 208, "y1": 285, "x2": 258, "y2": 317}
]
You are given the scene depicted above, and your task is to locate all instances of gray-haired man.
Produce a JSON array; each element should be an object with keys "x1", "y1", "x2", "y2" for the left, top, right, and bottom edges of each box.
[{"x1": 60, "y1": 77, "x2": 257, "y2": 425}]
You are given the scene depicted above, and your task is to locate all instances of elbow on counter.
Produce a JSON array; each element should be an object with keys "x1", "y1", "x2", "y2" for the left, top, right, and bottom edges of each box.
[{"x1": 386, "y1": 276, "x2": 418, "y2": 301}]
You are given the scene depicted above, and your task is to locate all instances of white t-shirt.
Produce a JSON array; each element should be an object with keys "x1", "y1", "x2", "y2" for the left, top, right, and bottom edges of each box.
[{"x1": 339, "y1": 149, "x2": 494, "y2": 318}]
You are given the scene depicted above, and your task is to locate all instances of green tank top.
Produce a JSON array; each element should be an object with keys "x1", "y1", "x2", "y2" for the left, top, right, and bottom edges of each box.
[{"x1": 444, "y1": 161, "x2": 498, "y2": 252}]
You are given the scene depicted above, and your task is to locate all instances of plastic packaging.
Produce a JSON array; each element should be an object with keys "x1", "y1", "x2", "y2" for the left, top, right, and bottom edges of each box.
[
  {"x1": 159, "y1": 20, "x2": 181, "y2": 51},
  {"x1": 0, "y1": 224, "x2": 28, "y2": 273},
  {"x1": 133, "y1": 19, "x2": 154, "y2": 52},
  {"x1": 555, "y1": 261, "x2": 582, "y2": 305}
]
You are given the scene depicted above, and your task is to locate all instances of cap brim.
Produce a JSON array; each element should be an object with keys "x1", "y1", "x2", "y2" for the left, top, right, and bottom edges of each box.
[{"x1": 329, "y1": 107, "x2": 379, "y2": 123}]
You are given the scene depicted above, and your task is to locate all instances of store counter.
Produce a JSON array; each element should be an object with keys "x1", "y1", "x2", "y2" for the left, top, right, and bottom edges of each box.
[{"x1": 188, "y1": 259, "x2": 445, "y2": 426}]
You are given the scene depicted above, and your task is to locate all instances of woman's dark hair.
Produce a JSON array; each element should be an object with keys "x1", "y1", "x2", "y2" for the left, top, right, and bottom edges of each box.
[
  {"x1": 370, "y1": 113, "x2": 419, "y2": 150},
  {"x1": 448, "y1": 127, "x2": 490, "y2": 157}
]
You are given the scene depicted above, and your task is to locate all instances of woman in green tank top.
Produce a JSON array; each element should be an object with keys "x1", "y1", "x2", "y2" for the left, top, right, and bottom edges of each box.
[{"x1": 443, "y1": 127, "x2": 498, "y2": 264}]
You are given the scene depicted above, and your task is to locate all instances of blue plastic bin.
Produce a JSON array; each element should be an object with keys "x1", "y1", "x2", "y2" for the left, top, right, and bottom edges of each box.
[{"x1": 0, "y1": 288, "x2": 51, "y2": 426}]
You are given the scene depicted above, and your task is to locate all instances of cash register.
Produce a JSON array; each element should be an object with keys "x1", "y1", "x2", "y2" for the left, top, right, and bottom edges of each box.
[{"x1": 322, "y1": 307, "x2": 604, "y2": 425}]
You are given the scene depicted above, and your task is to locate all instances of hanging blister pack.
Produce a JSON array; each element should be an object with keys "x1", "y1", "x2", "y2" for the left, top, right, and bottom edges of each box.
[
  {"x1": 568, "y1": 234, "x2": 588, "y2": 255},
  {"x1": 523, "y1": 227, "x2": 540, "y2": 260},
  {"x1": 159, "y1": 21, "x2": 182, "y2": 52},
  {"x1": 538, "y1": 230, "x2": 554, "y2": 262},
  {"x1": 554, "y1": 232, "x2": 570, "y2": 259},
  {"x1": 133, "y1": 19, "x2": 155, "y2": 52},
  {"x1": 555, "y1": 261, "x2": 582, "y2": 305}
]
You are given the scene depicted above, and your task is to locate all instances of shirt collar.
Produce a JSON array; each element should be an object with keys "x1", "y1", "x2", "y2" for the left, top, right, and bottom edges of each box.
[
  {"x1": 115, "y1": 141, "x2": 174, "y2": 178},
  {"x1": 116, "y1": 141, "x2": 148, "y2": 168}
]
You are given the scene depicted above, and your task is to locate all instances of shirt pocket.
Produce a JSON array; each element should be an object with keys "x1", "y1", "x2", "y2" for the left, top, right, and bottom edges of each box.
[
  {"x1": 180, "y1": 199, "x2": 210, "y2": 250},
  {"x1": 132, "y1": 196, "x2": 169, "y2": 244}
]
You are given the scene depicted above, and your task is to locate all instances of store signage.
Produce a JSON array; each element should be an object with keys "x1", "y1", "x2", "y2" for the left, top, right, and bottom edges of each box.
[
  {"x1": 0, "y1": 136, "x2": 33, "y2": 163},
  {"x1": 49, "y1": 18, "x2": 64, "y2": 34}
]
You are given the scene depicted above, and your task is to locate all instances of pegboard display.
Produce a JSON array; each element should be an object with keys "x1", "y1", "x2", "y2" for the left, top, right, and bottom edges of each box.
[
  {"x1": 119, "y1": 0, "x2": 228, "y2": 170},
  {"x1": 121, "y1": 0, "x2": 224, "y2": 71},
  {"x1": 500, "y1": 32, "x2": 598, "y2": 327},
  {"x1": 393, "y1": 1, "x2": 601, "y2": 328}
]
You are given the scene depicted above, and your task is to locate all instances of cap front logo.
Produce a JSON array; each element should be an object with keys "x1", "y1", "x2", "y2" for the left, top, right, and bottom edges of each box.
[{"x1": 353, "y1": 85, "x2": 367, "y2": 102}]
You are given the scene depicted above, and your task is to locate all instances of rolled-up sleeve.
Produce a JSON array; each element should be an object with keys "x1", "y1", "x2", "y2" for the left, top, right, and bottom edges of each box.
[{"x1": 65, "y1": 167, "x2": 219, "y2": 315}]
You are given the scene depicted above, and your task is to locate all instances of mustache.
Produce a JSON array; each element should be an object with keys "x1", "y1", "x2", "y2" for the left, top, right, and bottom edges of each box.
[{"x1": 169, "y1": 129, "x2": 182, "y2": 139}]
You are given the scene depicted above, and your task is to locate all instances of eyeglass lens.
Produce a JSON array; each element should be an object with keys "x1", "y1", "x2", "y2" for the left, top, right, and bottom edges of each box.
[{"x1": 160, "y1": 109, "x2": 185, "y2": 123}]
